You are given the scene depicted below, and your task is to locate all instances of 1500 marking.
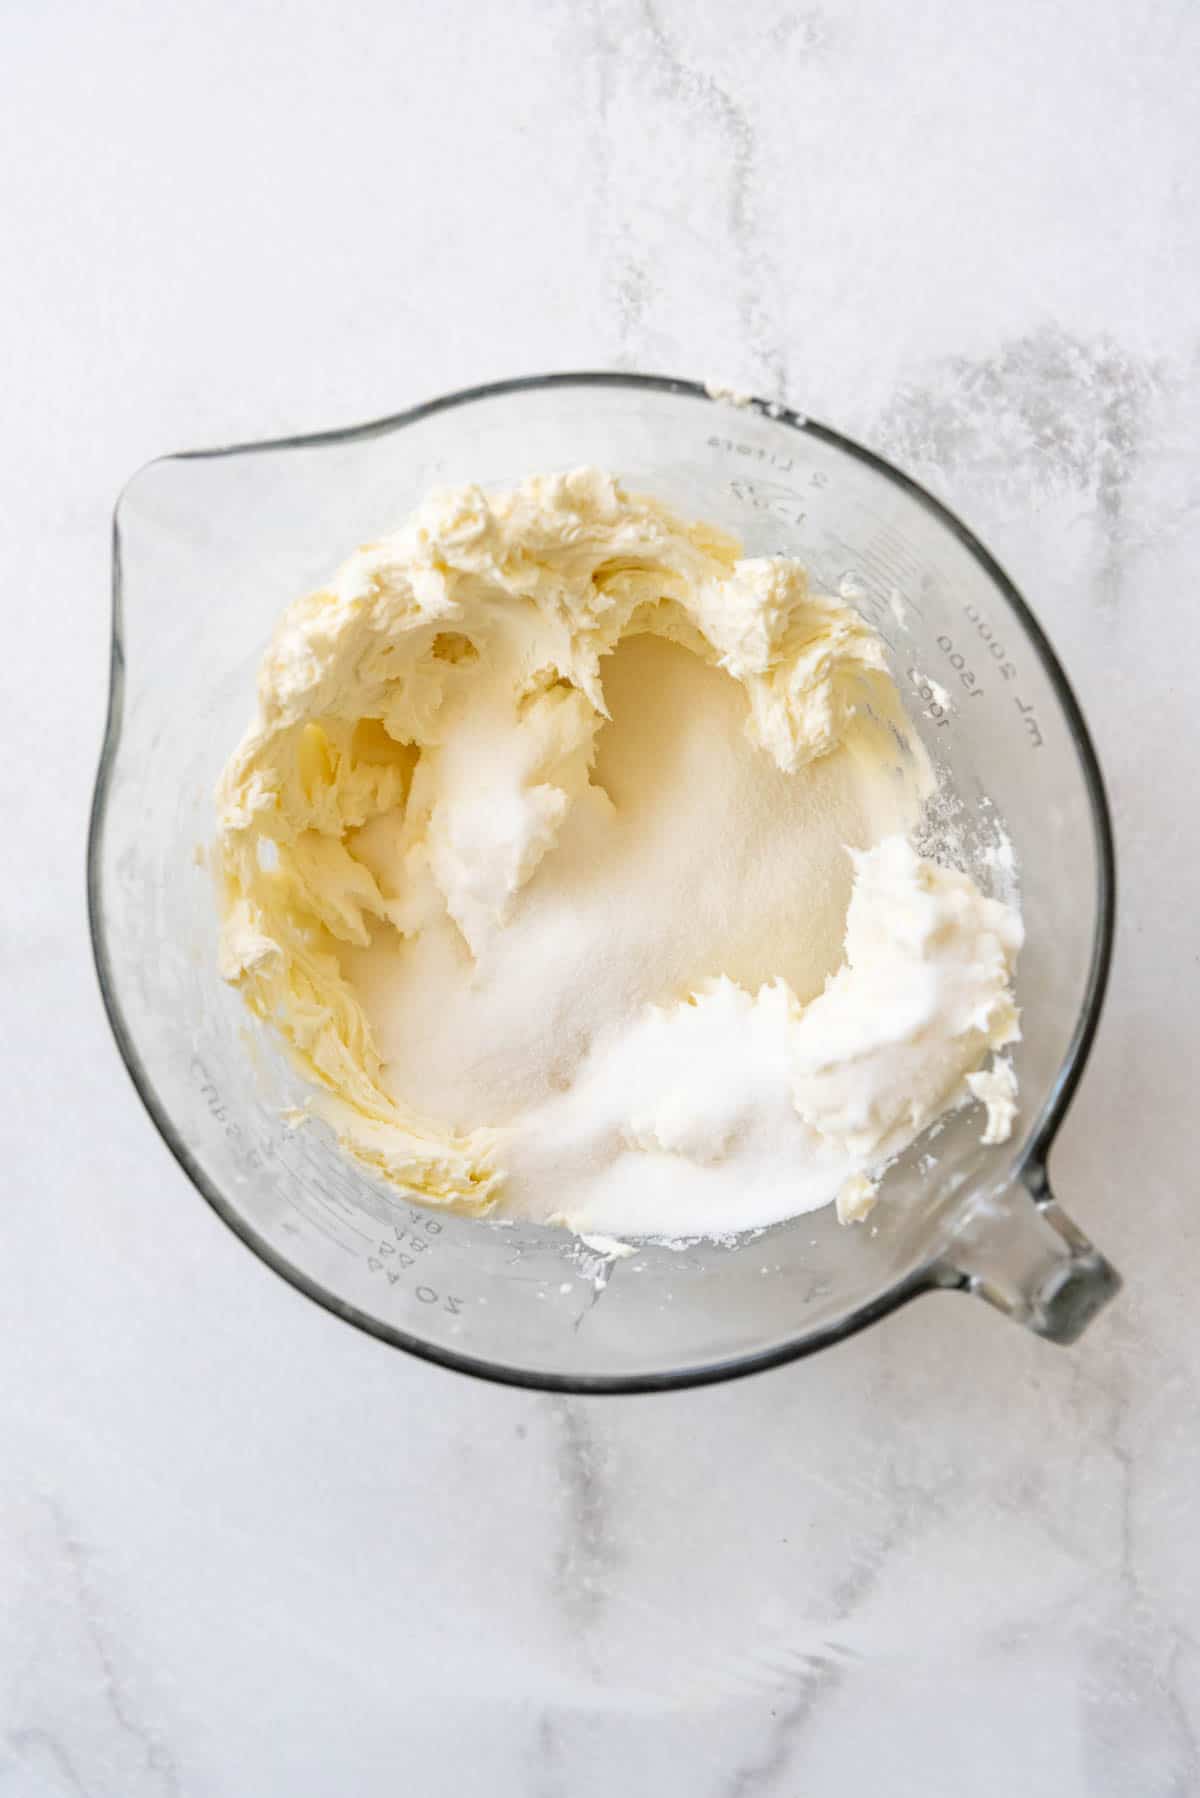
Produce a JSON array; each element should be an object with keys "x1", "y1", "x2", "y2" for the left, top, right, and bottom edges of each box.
[
  {"x1": 934, "y1": 634, "x2": 987, "y2": 698},
  {"x1": 960, "y1": 602, "x2": 1043, "y2": 747}
]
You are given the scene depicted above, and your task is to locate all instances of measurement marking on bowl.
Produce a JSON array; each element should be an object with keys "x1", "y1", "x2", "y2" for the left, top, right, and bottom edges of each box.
[
  {"x1": 707, "y1": 432, "x2": 817, "y2": 478},
  {"x1": 728, "y1": 477, "x2": 807, "y2": 527},
  {"x1": 931, "y1": 636, "x2": 987, "y2": 703},
  {"x1": 907, "y1": 668, "x2": 952, "y2": 727},
  {"x1": 190, "y1": 1054, "x2": 464, "y2": 1266},
  {"x1": 190, "y1": 1054, "x2": 265, "y2": 1171},
  {"x1": 823, "y1": 529, "x2": 1048, "y2": 753},
  {"x1": 364, "y1": 1208, "x2": 465, "y2": 1314},
  {"x1": 956, "y1": 601, "x2": 1045, "y2": 750},
  {"x1": 823, "y1": 532, "x2": 929, "y2": 625}
]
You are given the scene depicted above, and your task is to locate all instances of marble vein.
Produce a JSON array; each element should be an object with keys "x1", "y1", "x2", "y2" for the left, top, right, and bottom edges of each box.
[
  {"x1": 551, "y1": 1400, "x2": 618, "y2": 1651},
  {"x1": 2, "y1": 1499, "x2": 182, "y2": 1798},
  {"x1": 579, "y1": 0, "x2": 791, "y2": 397},
  {"x1": 723, "y1": 1655, "x2": 842, "y2": 1798}
]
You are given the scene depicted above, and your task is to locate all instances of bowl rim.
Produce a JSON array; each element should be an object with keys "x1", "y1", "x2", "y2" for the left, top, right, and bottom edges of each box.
[{"x1": 87, "y1": 369, "x2": 1116, "y2": 1393}]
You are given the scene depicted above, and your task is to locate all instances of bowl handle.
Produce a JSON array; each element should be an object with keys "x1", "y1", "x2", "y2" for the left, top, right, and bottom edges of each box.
[{"x1": 930, "y1": 1164, "x2": 1121, "y2": 1344}]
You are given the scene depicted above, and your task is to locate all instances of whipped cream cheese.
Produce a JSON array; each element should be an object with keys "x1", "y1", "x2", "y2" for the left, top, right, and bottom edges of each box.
[{"x1": 215, "y1": 469, "x2": 1022, "y2": 1236}]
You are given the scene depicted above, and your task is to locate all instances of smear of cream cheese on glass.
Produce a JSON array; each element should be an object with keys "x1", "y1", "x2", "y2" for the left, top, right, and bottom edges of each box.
[{"x1": 215, "y1": 468, "x2": 1022, "y2": 1236}]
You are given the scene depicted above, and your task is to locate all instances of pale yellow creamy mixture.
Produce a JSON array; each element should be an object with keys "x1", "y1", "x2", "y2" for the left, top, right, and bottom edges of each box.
[{"x1": 215, "y1": 470, "x2": 1022, "y2": 1238}]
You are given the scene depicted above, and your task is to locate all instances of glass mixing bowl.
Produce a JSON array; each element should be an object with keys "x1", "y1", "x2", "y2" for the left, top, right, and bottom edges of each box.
[{"x1": 89, "y1": 373, "x2": 1118, "y2": 1392}]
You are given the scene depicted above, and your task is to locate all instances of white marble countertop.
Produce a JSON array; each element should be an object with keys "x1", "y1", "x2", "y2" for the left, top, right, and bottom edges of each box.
[{"x1": 4, "y1": 2, "x2": 1199, "y2": 1792}]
